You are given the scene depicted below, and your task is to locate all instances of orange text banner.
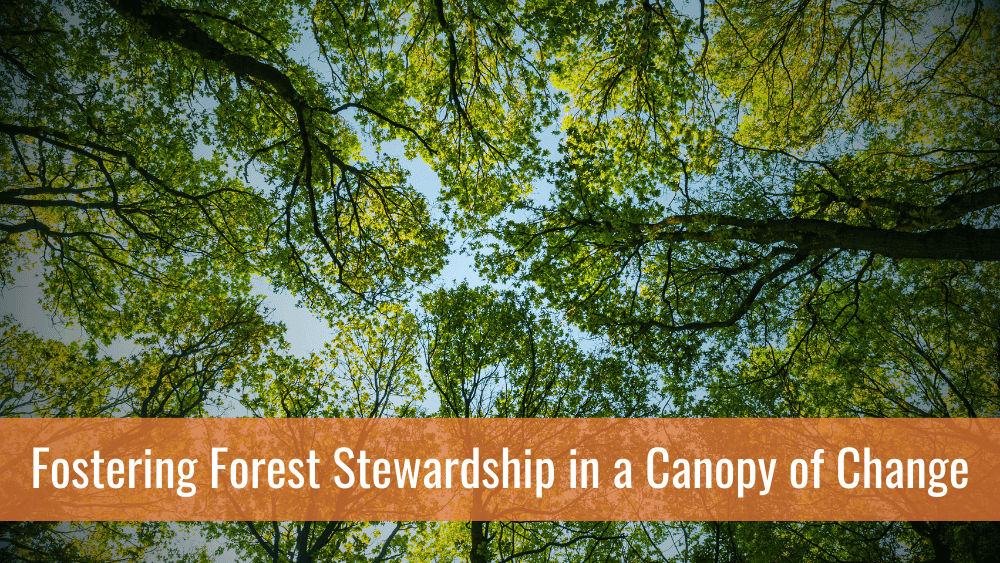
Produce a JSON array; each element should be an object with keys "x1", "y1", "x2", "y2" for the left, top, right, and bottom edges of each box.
[{"x1": 1, "y1": 418, "x2": 997, "y2": 521}]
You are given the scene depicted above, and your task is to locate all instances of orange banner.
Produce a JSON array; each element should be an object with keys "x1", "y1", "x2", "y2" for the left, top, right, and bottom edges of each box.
[{"x1": 1, "y1": 418, "x2": 997, "y2": 521}]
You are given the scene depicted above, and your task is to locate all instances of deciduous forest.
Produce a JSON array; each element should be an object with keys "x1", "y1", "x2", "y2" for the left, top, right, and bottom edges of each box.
[{"x1": 2, "y1": 0, "x2": 998, "y2": 560}]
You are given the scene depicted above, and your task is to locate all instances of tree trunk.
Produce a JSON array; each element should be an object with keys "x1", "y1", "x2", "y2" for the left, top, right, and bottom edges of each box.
[{"x1": 470, "y1": 521, "x2": 489, "y2": 563}]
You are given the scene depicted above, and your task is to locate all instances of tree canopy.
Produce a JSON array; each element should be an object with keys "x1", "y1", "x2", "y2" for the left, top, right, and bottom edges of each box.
[{"x1": 2, "y1": 0, "x2": 998, "y2": 560}]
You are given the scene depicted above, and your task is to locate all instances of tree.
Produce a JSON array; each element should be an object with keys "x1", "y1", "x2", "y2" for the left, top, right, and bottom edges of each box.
[
  {"x1": 0, "y1": 262, "x2": 280, "y2": 562},
  {"x1": 2, "y1": 0, "x2": 448, "y2": 326},
  {"x1": 0, "y1": 521, "x2": 211, "y2": 563},
  {"x1": 450, "y1": 0, "x2": 998, "y2": 560},
  {"x1": 484, "y1": 0, "x2": 998, "y2": 347},
  {"x1": 3, "y1": 0, "x2": 997, "y2": 561},
  {"x1": 475, "y1": 2, "x2": 995, "y2": 561},
  {"x1": 416, "y1": 284, "x2": 656, "y2": 563},
  {"x1": 202, "y1": 309, "x2": 423, "y2": 563}
]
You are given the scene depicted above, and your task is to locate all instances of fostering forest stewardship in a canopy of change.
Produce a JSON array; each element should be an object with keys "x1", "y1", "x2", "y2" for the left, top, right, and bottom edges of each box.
[
  {"x1": 27, "y1": 445, "x2": 971, "y2": 499},
  {"x1": 1, "y1": 0, "x2": 999, "y2": 560}
]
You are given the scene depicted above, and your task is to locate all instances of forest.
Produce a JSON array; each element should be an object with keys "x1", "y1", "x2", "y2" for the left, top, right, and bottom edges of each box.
[{"x1": 1, "y1": 0, "x2": 998, "y2": 560}]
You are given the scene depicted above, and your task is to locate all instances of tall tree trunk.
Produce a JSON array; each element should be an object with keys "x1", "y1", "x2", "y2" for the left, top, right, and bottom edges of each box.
[
  {"x1": 910, "y1": 521, "x2": 951, "y2": 563},
  {"x1": 470, "y1": 521, "x2": 489, "y2": 563}
]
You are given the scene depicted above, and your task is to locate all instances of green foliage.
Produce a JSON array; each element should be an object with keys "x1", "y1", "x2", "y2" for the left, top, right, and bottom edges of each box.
[
  {"x1": 0, "y1": 521, "x2": 209, "y2": 563},
  {"x1": 3, "y1": 0, "x2": 997, "y2": 561},
  {"x1": 420, "y1": 283, "x2": 657, "y2": 419}
]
